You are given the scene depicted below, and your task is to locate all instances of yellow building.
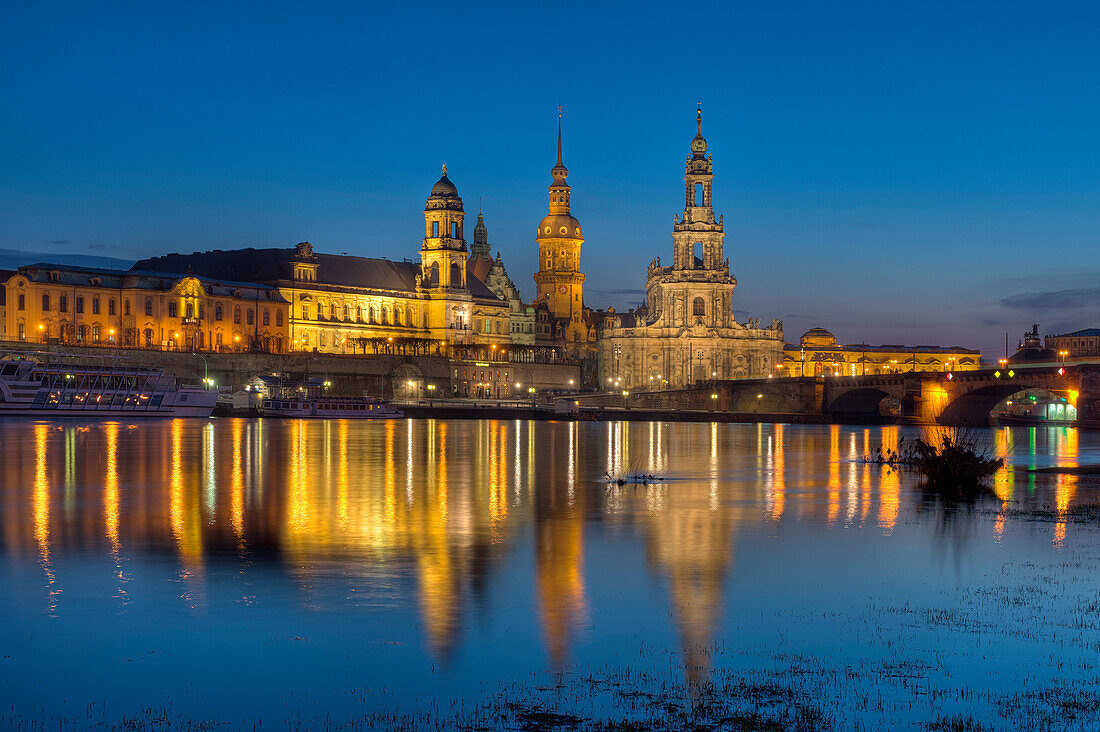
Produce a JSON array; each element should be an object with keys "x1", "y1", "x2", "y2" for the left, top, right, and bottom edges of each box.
[
  {"x1": 533, "y1": 111, "x2": 593, "y2": 354},
  {"x1": 133, "y1": 170, "x2": 511, "y2": 354},
  {"x1": 782, "y1": 328, "x2": 981, "y2": 377},
  {"x1": 3, "y1": 264, "x2": 289, "y2": 351}
]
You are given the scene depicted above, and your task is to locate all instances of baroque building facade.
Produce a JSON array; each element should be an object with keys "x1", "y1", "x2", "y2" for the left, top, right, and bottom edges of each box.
[
  {"x1": 596, "y1": 109, "x2": 785, "y2": 389},
  {"x1": 782, "y1": 328, "x2": 980, "y2": 376},
  {"x1": 133, "y1": 168, "x2": 511, "y2": 354},
  {"x1": 3, "y1": 265, "x2": 289, "y2": 351}
]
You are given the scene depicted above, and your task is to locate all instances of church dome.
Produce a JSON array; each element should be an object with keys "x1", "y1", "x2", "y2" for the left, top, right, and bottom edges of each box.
[
  {"x1": 801, "y1": 328, "x2": 837, "y2": 347},
  {"x1": 538, "y1": 213, "x2": 583, "y2": 238}
]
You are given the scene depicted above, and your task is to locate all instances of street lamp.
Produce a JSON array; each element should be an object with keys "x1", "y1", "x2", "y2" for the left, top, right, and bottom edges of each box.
[{"x1": 1059, "y1": 350, "x2": 1069, "y2": 367}]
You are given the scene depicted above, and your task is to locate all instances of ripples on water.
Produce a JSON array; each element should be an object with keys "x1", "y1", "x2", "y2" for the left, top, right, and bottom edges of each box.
[{"x1": 0, "y1": 419, "x2": 1098, "y2": 729}]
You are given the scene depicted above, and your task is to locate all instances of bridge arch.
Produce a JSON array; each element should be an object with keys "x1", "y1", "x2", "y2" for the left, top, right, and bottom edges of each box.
[
  {"x1": 938, "y1": 384, "x2": 1076, "y2": 425},
  {"x1": 826, "y1": 387, "x2": 900, "y2": 422},
  {"x1": 731, "y1": 390, "x2": 791, "y2": 413}
]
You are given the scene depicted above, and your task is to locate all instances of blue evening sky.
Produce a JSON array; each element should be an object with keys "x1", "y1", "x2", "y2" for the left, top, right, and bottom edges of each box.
[{"x1": 2, "y1": 0, "x2": 1099, "y2": 358}]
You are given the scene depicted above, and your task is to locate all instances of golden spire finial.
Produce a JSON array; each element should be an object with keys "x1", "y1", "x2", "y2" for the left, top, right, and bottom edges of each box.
[{"x1": 442, "y1": 163, "x2": 447, "y2": 176}]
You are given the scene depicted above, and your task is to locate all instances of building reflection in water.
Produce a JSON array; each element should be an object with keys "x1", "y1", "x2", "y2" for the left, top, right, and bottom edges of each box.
[{"x1": 0, "y1": 420, "x2": 1087, "y2": 677}]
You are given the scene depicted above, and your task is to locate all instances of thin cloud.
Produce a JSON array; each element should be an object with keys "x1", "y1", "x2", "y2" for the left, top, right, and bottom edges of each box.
[{"x1": 1000, "y1": 287, "x2": 1100, "y2": 312}]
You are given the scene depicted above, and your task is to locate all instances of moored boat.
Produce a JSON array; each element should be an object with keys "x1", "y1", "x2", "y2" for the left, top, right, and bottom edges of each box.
[
  {"x1": 248, "y1": 375, "x2": 403, "y2": 419},
  {"x1": 0, "y1": 351, "x2": 217, "y2": 418}
]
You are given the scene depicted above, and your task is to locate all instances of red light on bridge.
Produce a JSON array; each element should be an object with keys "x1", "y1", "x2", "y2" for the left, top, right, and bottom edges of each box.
[
  {"x1": 945, "y1": 372, "x2": 953, "y2": 381},
  {"x1": 1058, "y1": 367, "x2": 1066, "y2": 376}
]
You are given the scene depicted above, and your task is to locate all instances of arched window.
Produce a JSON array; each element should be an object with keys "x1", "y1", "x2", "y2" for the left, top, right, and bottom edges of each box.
[
  {"x1": 233, "y1": 306, "x2": 241, "y2": 324},
  {"x1": 693, "y1": 297, "x2": 705, "y2": 317},
  {"x1": 369, "y1": 306, "x2": 377, "y2": 324},
  {"x1": 143, "y1": 328, "x2": 153, "y2": 346},
  {"x1": 428, "y1": 262, "x2": 439, "y2": 287},
  {"x1": 215, "y1": 303, "x2": 223, "y2": 321},
  {"x1": 450, "y1": 262, "x2": 462, "y2": 288}
]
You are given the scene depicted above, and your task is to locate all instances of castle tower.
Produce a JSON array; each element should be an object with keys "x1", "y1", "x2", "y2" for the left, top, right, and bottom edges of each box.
[
  {"x1": 472, "y1": 211, "x2": 489, "y2": 257},
  {"x1": 421, "y1": 165, "x2": 468, "y2": 290},
  {"x1": 534, "y1": 109, "x2": 586, "y2": 330},
  {"x1": 467, "y1": 210, "x2": 494, "y2": 282},
  {"x1": 672, "y1": 106, "x2": 726, "y2": 272}
]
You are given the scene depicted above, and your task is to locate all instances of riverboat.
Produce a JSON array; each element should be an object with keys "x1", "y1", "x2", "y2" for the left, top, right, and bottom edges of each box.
[
  {"x1": 0, "y1": 351, "x2": 217, "y2": 418},
  {"x1": 260, "y1": 395, "x2": 404, "y2": 419},
  {"x1": 248, "y1": 375, "x2": 403, "y2": 419}
]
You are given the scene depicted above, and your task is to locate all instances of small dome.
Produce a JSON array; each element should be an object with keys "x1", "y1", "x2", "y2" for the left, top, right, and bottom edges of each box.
[
  {"x1": 430, "y1": 173, "x2": 458, "y2": 198},
  {"x1": 801, "y1": 328, "x2": 837, "y2": 347}
]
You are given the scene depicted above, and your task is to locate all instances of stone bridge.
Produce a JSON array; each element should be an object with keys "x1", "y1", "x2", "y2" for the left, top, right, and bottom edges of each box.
[{"x1": 575, "y1": 364, "x2": 1100, "y2": 426}]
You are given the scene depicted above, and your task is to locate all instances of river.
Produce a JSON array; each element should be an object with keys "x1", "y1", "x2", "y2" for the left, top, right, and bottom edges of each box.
[{"x1": 0, "y1": 419, "x2": 1096, "y2": 730}]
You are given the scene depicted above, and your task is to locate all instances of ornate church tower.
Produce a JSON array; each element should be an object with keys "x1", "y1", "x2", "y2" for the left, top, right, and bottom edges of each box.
[
  {"x1": 421, "y1": 165, "x2": 468, "y2": 290},
  {"x1": 672, "y1": 106, "x2": 726, "y2": 272},
  {"x1": 534, "y1": 110, "x2": 586, "y2": 332}
]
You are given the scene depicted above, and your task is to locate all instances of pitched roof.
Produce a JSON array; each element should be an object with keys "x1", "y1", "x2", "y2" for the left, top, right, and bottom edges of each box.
[
  {"x1": 1051, "y1": 328, "x2": 1100, "y2": 338},
  {"x1": 15, "y1": 263, "x2": 285, "y2": 301},
  {"x1": 133, "y1": 247, "x2": 504, "y2": 303}
]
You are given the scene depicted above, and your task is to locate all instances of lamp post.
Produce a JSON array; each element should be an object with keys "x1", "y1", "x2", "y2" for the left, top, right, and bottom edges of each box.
[
  {"x1": 193, "y1": 351, "x2": 209, "y2": 389},
  {"x1": 1059, "y1": 350, "x2": 1069, "y2": 367}
]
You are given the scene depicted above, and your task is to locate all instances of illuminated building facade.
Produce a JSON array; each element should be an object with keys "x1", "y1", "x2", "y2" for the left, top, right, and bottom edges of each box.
[
  {"x1": 1045, "y1": 328, "x2": 1100, "y2": 358},
  {"x1": 782, "y1": 328, "x2": 981, "y2": 376},
  {"x1": 133, "y1": 170, "x2": 511, "y2": 353},
  {"x1": 3, "y1": 265, "x2": 289, "y2": 351},
  {"x1": 596, "y1": 108, "x2": 785, "y2": 389}
]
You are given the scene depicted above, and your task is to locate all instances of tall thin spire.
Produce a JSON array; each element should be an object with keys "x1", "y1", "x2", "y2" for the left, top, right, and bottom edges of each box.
[
  {"x1": 696, "y1": 102, "x2": 702, "y2": 136},
  {"x1": 556, "y1": 105, "x2": 563, "y2": 167},
  {"x1": 551, "y1": 106, "x2": 569, "y2": 186}
]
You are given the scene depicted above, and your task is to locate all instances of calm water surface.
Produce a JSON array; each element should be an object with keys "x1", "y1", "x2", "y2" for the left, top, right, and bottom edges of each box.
[{"x1": 1, "y1": 419, "x2": 1098, "y2": 729}]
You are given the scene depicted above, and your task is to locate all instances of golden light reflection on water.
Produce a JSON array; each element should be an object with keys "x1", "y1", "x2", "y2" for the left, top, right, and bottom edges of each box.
[
  {"x1": 1, "y1": 420, "x2": 1090, "y2": 678},
  {"x1": 827, "y1": 425, "x2": 841, "y2": 525},
  {"x1": 878, "y1": 427, "x2": 899, "y2": 533}
]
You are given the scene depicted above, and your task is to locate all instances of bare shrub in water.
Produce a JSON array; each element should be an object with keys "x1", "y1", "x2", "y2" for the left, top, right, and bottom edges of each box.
[{"x1": 865, "y1": 427, "x2": 1003, "y2": 498}]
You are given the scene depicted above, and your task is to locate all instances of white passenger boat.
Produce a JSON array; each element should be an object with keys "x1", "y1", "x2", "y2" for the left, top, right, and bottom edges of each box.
[{"x1": 0, "y1": 351, "x2": 217, "y2": 418}]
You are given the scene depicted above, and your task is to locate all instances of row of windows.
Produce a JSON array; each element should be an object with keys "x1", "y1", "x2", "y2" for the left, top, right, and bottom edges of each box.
[
  {"x1": 454, "y1": 368, "x2": 510, "y2": 382},
  {"x1": 30, "y1": 293, "x2": 284, "y2": 327},
  {"x1": 1051, "y1": 338, "x2": 1098, "y2": 351},
  {"x1": 301, "y1": 303, "x2": 418, "y2": 327},
  {"x1": 33, "y1": 294, "x2": 118, "y2": 315}
]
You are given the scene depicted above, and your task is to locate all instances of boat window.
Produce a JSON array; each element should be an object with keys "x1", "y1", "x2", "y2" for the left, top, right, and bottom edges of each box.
[
  {"x1": 1, "y1": 364, "x2": 16, "y2": 376},
  {"x1": 32, "y1": 392, "x2": 46, "y2": 405},
  {"x1": 151, "y1": 395, "x2": 163, "y2": 406},
  {"x1": 61, "y1": 392, "x2": 73, "y2": 404}
]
